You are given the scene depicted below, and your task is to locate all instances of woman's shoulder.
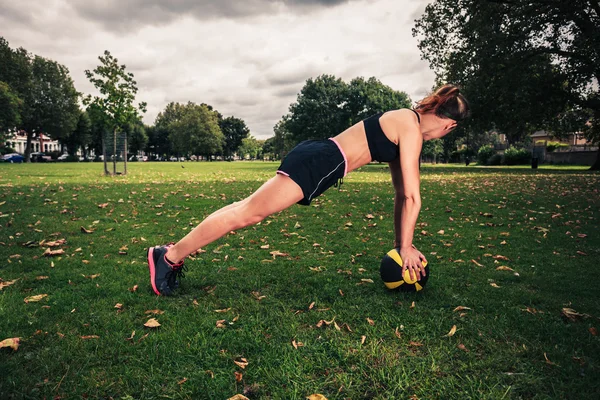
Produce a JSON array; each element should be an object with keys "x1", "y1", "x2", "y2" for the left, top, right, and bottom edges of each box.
[{"x1": 380, "y1": 108, "x2": 420, "y2": 136}]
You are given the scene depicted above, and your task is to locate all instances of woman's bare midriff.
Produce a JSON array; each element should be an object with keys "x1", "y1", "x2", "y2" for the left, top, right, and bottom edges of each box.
[{"x1": 332, "y1": 110, "x2": 408, "y2": 173}]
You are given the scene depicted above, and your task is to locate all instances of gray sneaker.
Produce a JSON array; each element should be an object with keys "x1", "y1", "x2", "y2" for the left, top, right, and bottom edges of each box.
[{"x1": 147, "y1": 244, "x2": 186, "y2": 296}]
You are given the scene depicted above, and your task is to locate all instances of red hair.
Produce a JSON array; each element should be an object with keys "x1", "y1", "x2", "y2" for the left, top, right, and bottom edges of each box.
[{"x1": 415, "y1": 84, "x2": 470, "y2": 121}]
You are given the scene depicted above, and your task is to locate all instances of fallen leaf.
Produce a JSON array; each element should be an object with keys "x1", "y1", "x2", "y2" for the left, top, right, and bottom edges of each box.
[
  {"x1": 80, "y1": 335, "x2": 99, "y2": 340},
  {"x1": 145, "y1": 309, "x2": 165, "y2": 315},
  {"x1": 544, "y1": 352, "x2": 558, "y2": 366},
  {"x1": 43, "y1": 248, "x2": 65, "y2": 257},
  {"x1": 144, "y1": 318, "x2": 161, "y2": 328},
  {"x1": 216, "y1": 320, "x2": 227, "y2": 329},
  {"x1": 471, "y1": 259, "x2": 484, "y2": 267},
  {"x1": 234, "y1": 357, "x2": 248, "y2": 369},
  {"x1": 589, "y1": 327, "x2": 598, "y2": 336},
  {"x1": 114, "y1": 303, "x2": 123, "y2": 309},
  {"x1": 457, "y1": 343, "x2": 469, "y2": 352},
  {"x1": 270, "y1": 250, "x2": 289, "y2": 258},
  {"x1": 490, "y1": 283, "x2": 501, "y2": 288},
  {"x1": 360, "y1": 279, "x2": 374, "y2": 284},
  {"x1": 0, "y1": 279, "x2": 19, "y2": 291},
  {"x1": 409, "y1": 341, "x2": 423, "y2": 347},
  {"x1": 81, "y1": 226, "x2": 94, "y2": 234},
  {"x1": 453, "y1": 306, "x2": 471, "y2": 312},
  {"x1": 561, "y1": 307, "x2": 590, "y2": 322},
  {"x1": 496, "y1": 266, "x2": 514, "y2": 271},
  {"x1": 366, "y1": 318, "x2": 375, "y2": 326},
  {"x1": 251, "y1": 291, "x2": 266, "y2": 301},
  {"x1": 0, "y1": 337, "x2": 20, "y2": 351},
  {"x1": 215, "y1": 308, "x2": 231, "y2": 313},
  {"x1": 234, "y1": 371, "x2": 243, "y2": 382},
  {"x1": 228, "y1": 395, "x2": 249, "y2": 400},
  {"x1": 24, "y1": 294, "x2": 48, "y2": 303},
  {"x1": 291, "y1": 339, "x2": 304, "y2": 349},
  {"x1": 178, "y1": 377, "x2": 188, "y2": 385},
  {"x1": 307, "y1": 395, "x2": 328, "y2": 400},
  {"x1": 493, "y1": 255, "x2": 509, "y2": 261},
  {"x1": 445, "y1": 325, "x2": 457, "y2": 337},
  {"x1": 316, "y1": 318, "x2": 336, "y2": 328},
  {"x1": 360, "y1": 335, "x2": 366, "y2": 345}
]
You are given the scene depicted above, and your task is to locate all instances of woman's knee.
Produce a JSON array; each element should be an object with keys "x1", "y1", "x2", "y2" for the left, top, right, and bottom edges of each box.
[{"x1": 231, "y1": 202, "x2": 267, "y2": 228}]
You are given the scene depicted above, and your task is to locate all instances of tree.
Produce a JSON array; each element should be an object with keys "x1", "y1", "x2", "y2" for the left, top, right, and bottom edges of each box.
[
  {"x1": 123, "y1": 121, "x2": 148, "y2": 158},
  {"x1": 84, "y1": 50, "x2": 147, "y2": 175},
  {"x1": 219, "y1": 116, "x2": 249, "y2": 160},
  {"x1": 155, "y1": 102, "x2": 224, "y2": 160},
  {"x1": 413, "y1": 0, "x2": 600, "y2": 168},
  {"x1": 63, "y1": 110, "x2": 91, "y2": 158},
  {"x1": 285, "y1": 75, "x2": 349, "y2": 142},
  {"x1": 421, "y1": 139, "x2": 444, "y2": 163},
  {"x1": 0, "y1": 82, "x2": 21, "y2": 140},
  {"x1": 238, "y1": 136, "x2": 263, "y2": 160},
  {"x1": 282, "y1": 75, "x2": 411, "y2": 147}
]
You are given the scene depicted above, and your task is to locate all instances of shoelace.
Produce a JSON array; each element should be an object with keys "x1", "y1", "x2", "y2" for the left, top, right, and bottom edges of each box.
[
  {"x1": 166, "y1": 263, "x2": 188, "y2": 289},
  {"x1": 333, "y1": 177, "x2": 344, "y2": 189}
]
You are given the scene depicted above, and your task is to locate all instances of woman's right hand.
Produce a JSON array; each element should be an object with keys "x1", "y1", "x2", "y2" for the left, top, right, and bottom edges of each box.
[{"x1": 399, "y1": 246, "x2": 427, "y2": 281}]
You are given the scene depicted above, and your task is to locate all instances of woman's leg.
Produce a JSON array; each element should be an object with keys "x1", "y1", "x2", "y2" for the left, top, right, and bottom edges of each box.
[{"x1": 165, "y1": 174, "x2": 304, "y2": 263}]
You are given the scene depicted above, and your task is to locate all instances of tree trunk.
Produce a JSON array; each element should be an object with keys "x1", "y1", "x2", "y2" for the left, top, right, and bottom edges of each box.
[
  {"x1": 590, "y1": 146, "x2": 600, "y2": 171},
  {"x1": 25, "y1": 131, "x2": 33, "y2": 163},
  {"x1": 102, "y1": 135, "x2": 109, "y2": 175},
  {"x1": 124, "y1": 133, "x2": 128, "y2": 175},
  {"x1": 113, "y1": 128, "x2": 117, "y2": 175}
]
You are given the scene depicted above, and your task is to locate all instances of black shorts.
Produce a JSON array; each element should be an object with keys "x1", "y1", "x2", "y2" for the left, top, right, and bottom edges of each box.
[{"x1": 277, "y1": 139, "x2": 348, "y2": 206}]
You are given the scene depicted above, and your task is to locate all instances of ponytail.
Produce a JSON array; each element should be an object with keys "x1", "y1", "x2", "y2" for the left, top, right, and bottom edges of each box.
[{"x1": 415, "y1": 84, "x2": 470, "y2": 121}]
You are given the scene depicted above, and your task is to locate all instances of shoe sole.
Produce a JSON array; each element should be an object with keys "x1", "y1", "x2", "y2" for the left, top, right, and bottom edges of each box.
[{"x1": 147, "y1": 247, "x2": 161, "y2": 296}]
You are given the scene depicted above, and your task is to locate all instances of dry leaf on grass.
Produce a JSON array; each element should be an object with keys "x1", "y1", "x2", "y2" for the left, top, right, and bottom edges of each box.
[
  {"x1": 43, "y1": 248, "x2": 65, "y2": 257},
  {"x1": 81, "y1": 226, "x2": 94, "y2": 234},
  {"x1": 471, "y1": 259, "x2": 484, "y2": 267},
  {"x1": 589, "y1": 327, "x2": 597, "y2": 336},
  {"x1": 457, "y1": 343, "x2": 469, "y2": 352},
  {"x1": 0, "y1": 337, "x2": 20, "y2": 351},
  {"x1": 544, "y1": 352, "x2": 558, "y2": 366},
  {"x1": 307, "y1": 395, "x2": 328, "y2": 400},
  {"x1": 234, "y1": 357, "x2": 248, "y2": 369},
  {"x1": 80, "y1": 335, "x2": 99, "y2": 340},
  {"x1": 453, "y1": 306, "x2": 471, "y2": 312},
  {"x1": 496, "y1": 266, "x2": 514, "y2": 271},
  {"x1": 0, "y1": 279, "x2": 19, "y2": 291},
  {"x1": 561, "y1": 307, "x2": 591, "y2": 322},
  {"x1": 228, "y1": 395, "x2": 249, "y2": 400},
  {"x1": 490, "y1": 283, "x2": 501, "y2": 288},
  {"x1": 24, "y1": 294, "x2": 48, "y2": 303},
  {"x1": 144, "y1": 318, "x2": 161, "y2": 328},
  {"x1": 445, "y1": 325, "x2": 457, "y2": 337}
]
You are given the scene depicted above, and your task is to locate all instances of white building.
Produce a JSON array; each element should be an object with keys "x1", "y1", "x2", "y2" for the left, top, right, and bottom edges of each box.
[{"x1": 6, "y1": 130, "x2": 60, "y2": 154}]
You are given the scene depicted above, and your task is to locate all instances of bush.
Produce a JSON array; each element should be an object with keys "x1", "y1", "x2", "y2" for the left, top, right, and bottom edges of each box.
[
  {"x1": 503, "y1": 147, "x2": 531, "y2": 165},
  {"x1": 488, "y1": 153, "x2": 503, "y2": 165},
  {"x1": 477, "y1": 145, "x2": 496, "y2": 165},
  {"x1": 546, "y1": 141, "x2": 569, "y2": 152}
]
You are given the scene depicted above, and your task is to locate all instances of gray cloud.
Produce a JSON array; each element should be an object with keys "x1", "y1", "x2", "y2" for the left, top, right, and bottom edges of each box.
[
  {"x1": 1, "y1": 0, "x2": 435, "y2": 140},
  {"x1": 67, "y1": 0, "x2": 357, "y2": 32}
]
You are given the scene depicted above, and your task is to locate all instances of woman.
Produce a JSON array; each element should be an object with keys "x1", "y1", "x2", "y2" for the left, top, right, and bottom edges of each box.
[{"x1": 147, "y1": 84, "x2": 470, "y2": 296}]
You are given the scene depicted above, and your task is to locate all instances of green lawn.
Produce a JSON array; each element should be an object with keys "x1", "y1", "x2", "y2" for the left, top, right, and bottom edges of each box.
[{"x1": 1, "y1": 161, "x2": 599, "y2": 399}]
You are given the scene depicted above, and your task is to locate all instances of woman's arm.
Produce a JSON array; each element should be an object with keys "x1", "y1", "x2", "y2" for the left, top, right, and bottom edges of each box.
[
  {"x1": 389, "y1": 157, "x2": 405, "y2": 248},
  {"x1": 382, "y1": 111, "x2": 427, "y2": 280}
]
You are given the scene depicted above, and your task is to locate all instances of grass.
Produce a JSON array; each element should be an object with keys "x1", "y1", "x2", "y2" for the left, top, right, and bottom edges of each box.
[{"x1": 0, "y1": 161, "x2": 599, "y2": 399}]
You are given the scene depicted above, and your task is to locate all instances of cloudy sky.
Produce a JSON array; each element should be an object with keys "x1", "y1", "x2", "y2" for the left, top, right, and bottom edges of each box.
[{"x1": 1, "y1": 0, "x2": 435, "y2": 139}]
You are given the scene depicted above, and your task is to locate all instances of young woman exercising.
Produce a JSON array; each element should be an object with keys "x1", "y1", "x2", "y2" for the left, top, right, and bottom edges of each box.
[{"x1": 147, "y1": 84, "x2": 470, "y2": 296}]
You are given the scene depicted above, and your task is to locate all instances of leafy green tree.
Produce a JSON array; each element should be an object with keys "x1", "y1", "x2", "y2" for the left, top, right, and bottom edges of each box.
[
  {"x1": 123, "y1": 121, "x2": 147, "y2": 158},
  {"x1": 219, "y1": 116, "x2": 249, "y2": 160},
  {"x1": 84, "y1": 50, "x2": 147, "y2": 175},
  {"x1": 0, "y1": 81, "x2": 21, "y2": 138},
  {"x1": 285, "y1": 75, "x2": 349, "y2": 142},
  {"x1": 421, "y1": 139, "x2": 444, "y2": 163},
  {"x1": 63, "y1": 110, "x2": 92, "y2": 157},
  {"x1": 282, "y1": 75, "x2": 411, "y2": 147},
  {"x1": 238, "y1": 136, "x2": 263, "y2": 160},
  {"x1": 345, "y1": 77, "x2": 411, "y2": 125},
  {"x1": 271, "y1": 117, "x2": 294, "y2": 159},
  {"x1": 155, "y1": 102, "x2": 223, "y2": 160},
  {"x1": 413, "y1": 0, "x2": 600, "y2": 168},
  {"x1": 1, "y1": 39, "x2": 79, "y2": 162}
]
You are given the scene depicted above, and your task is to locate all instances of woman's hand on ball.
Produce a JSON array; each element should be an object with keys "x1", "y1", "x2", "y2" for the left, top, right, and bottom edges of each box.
[{"x1": 400, "y1": 246, "x2": 426, "y2": 281}]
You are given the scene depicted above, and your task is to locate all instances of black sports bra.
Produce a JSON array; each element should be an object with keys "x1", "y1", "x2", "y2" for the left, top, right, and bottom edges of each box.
[{"x1": 363, "y1": 109, "x2": 420, "y2": 162}]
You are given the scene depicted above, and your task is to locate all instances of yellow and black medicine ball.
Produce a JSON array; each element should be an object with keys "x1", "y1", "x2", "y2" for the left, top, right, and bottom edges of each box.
[{"x1": 380, "y1": 248, "x2": 429, "y2": 292}]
